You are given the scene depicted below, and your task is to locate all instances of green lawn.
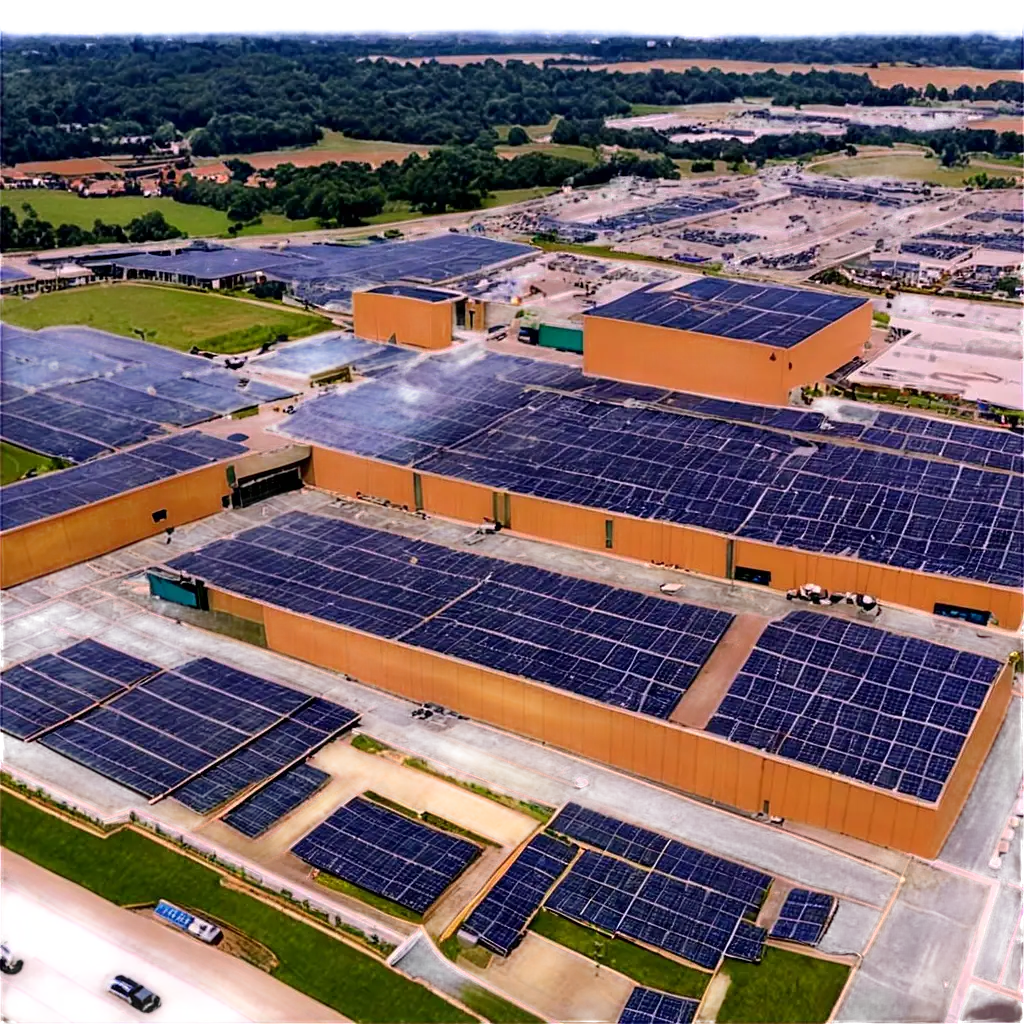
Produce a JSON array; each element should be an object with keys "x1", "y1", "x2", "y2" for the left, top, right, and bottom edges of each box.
[
  {"x1": 493, "y1": 118, "x2": 560, "y2": 142},
  {"x1": 316, "y1": 871, "x2": 424, "y2": 923},
  {"x1": 0, "y1": 283, "x2": 329, "y2": 354},
  {"x1": 806, "y1": 149, "x2": 1011, "y2": 187},
  {"x1": 3, "y1": 189, "x2": 318, "y2": 240},
  {"x1": 717, "y1": 947, "x2": 851, "y2": 1024},
  {"x1": 1, "y1": 441, "x2": 65, "y2": 486},
  {"x1": 0, "y1": 792, "x2": 473, "y2": 1024},
  {"x1": 484, "y1": 187, "x2": 558, "y2": 207},
  {"x1": 495, "y1": 142, "x2": 599, "y2": 165},
  {"x1": 459, "y1": 987, "x2": 544, "y2": 1024},
  {"x1": 530, "y1": 910, "x2": 709, "y2": 999}
]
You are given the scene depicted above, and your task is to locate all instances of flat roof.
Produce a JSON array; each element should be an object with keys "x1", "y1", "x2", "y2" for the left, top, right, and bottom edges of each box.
[
  {"x1": 364, "y1": 284, "x2": 457, "y2": 302},
  {"x1": 276, "y1": 349, "x2": 1023, "y2": 589},
  {"x1": 587, "y1": 278, "x2": 867, "y2": 348},
  {"x1": 114, "y1": 249, "x2": 282, "y2": 279},
  {"x1": 253, "y1": 333, "x2": 418, "y2": 378},
  {"x1": 168, "y1": 510, "x2": 735, "y2": 721},
  {"x1": 0, "y1": 431, "x2": 248, "y2": 533}
]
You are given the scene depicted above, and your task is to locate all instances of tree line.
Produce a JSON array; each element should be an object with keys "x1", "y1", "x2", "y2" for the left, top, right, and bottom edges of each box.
[
  {"x1": 3, "y1": 37, "x2": 1021, "y2": 164},
  {"x1": 1, "y1": 206, "x2": 184, "y2": 251}
]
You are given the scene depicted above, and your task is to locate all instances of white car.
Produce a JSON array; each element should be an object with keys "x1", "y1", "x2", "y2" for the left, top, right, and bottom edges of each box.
[{"x1": 0, "y1": 941, "x2": 24, "y2": 974}]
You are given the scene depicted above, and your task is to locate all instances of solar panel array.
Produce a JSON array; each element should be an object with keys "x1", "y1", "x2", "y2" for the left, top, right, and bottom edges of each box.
[
  {"x1": 15, "y1": 649, "x2": 357, "y2": 807},
  {"x1": 770, "y1": 889, "x2": 836, "y2": 946},
  {"x1": 0, "y1": 431, "x2": 247, "y2": 533},
  {"x1": 917, "y1": 230, "x2": 1024, "y2": 254},
  {"x1": 0, "y1": 324, "x2": 292, "y2": 464},
  {"x1": 547, "y1": 849, "x2": 751, "y2": 969},
  {"x1": 257, "y1": 235, "x2": 534, "y2": 308},
  {"x1": 168, "y1": 511, "x2": 734, "y2": 720},
  {"x1": 173, "y1": 697, "x2": 357, "y2": 813},
  {"x1": 725, "y1": 920, "x2": 768, "y2": 963},
  {"x1": 571, "y1": 193, "x2": 737, "y2": 234},
  {"x1": 462, "y1": 833, "x2": 578, "y2": 956},
  {"x1": 550, "y1": 804, "x2": 771, "y2": 917},
  {"x1": 619, "y1": 988, "x2": 700, "y2": 1024},
  {"x1": 900, "y1": 241, "x2": 970, "y2": 262},
  {"x1": 291, "y1": 795, "x2": 479, "y2": 913},
  {"x1": 706, "y1": 611, "x2": 1002, "y2": 802},
  {"x1": 254, "y1": 333, "x2": 418, "y2": 379},
  {"x1": 222, "y1": 762, "x2": 330, "y2": 837},
  {"x1": 788, "y1": 180, "x2": 918, "y2": 207},
  {"x1": 587, "y1": 279, "x2": 865, "y2": 348},
  {"x1": 275, "y1": 347, "x2": 1023, "y2": 588},
  {"x1": 1, "y1": 640, "x2": 158, "y2": 740}
]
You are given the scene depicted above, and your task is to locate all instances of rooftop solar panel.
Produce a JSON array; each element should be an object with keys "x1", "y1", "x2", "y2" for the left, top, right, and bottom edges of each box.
[
  {"x1": 587, "y1": 281, "x2": 865, "y2": 348},
  {"x1": 706, "y1": 611, "x2": 1003, "y2": 802},
  {"x1": 274, "y1": 349, "x2": 1022, "y2": 588},
  {"x1": 0, "y1": 431, "x2": 247, "y2": 534},
  {"x1": 167, "y1": 511, "x2": 734, "y2": 720}
]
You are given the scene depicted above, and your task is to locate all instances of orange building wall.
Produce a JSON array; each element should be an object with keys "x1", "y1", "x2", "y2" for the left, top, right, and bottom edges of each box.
[
  {"x1": 582, "y1": 302, "x2": 870, "y2": 404},
  {"x1": 304, "y1": 447, "x2": 1023, "y2": 629},
  {"x1": 208, "y1": 587, "x2": 1011, "y2": 858},
  {"x1": 0, "y1": 462, "x2": 233, "y2": 589},
  {"x1": 352, "y1": 290, "x2": 453, "y2": 349}
]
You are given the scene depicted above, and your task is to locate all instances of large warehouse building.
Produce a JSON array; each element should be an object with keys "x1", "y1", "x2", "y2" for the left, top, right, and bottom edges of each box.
[
  {"x1": 1, "y1": 258, "x2": 1019, "y2": 862},
  {"x1": 584, "y1": 279, "x2": 872, "y2": 404}
]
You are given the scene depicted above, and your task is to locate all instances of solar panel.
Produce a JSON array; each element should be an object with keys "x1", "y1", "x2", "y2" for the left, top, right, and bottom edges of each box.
[
  {"x1": 275, "y1": 349, "x2": 1023, "y2": 590},
  {"x1": 222, "y1": 762, "x2": 330, "y2": 837},
  {"x1": 619, "y1": 988, "x2": 699, "y2": 1024},
  {"x1": 167, "y1": 511, "x2": 734, "y2": 720},
  {"x1": 291, "y1": 795, "x2": 479, "y2": 913},
  {"x1": 463, "y1": 833, "x2": 578, "y2": 956},
  {"x1": 0, "y1": 431, "x2": 247, "y2": 534},
  {"x1": 11, "y1": 642, "x2": 357, "y2": 806},
  {"x1": 0, "y1": 323, "x2": 293, "y2": 466},
  {"x1": 725, "y1": 920, "x2": 768, "y2": 963},
  {"x1": 705, "y1": 611, "x2": 1002, "y2": 801},
  {"x1": 770, "y1": 889, "x2": 836, "y2": 946},
  {"x1": 587, "y1": 281, "x2": 864, "y2": 348}
]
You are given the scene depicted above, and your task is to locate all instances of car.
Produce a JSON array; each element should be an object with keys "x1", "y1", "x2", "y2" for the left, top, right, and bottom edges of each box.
[
  {"x1": 108, "y1": 975, "x2": 162, "y2": 1013},
  {"x1": 0, "y1": 942, "x2": 23, "y2": 974}
]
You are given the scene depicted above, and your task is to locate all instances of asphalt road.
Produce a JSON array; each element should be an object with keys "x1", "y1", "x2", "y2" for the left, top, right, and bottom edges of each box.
[{"x1": 1, "y1": 852, "x2": 346, "y2": 1023}]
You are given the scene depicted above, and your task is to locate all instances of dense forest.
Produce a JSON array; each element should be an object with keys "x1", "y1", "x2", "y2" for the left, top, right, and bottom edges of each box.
[{"x1": 3, "y1": 37, "x2": 1021, "y2": 164}]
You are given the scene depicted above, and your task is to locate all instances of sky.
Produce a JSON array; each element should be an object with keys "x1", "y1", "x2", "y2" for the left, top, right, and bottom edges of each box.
[{"x1": 1, "y1": 0, "x2": 1022, "y2": 38}]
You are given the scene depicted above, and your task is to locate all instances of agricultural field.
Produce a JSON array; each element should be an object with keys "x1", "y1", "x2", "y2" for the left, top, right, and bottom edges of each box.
[
  {"x1": 806, "y1": 149, "x2": 1021, "y2": 186},
  {"x1": 551, "y1": 58, "x2": 1023, "y2": 90},
  {"x1": 1, "y1": 189, "x2": 320, "y2": 238},
  {"x1": 0, "y1": 283, "x2": 330, "y2": 354},
  {"x1": 206, "y1": 129, "x2": 430, "y2": 171},
  {"x1": 0, "y1": 441, "x2": 63, "y2": 486}
]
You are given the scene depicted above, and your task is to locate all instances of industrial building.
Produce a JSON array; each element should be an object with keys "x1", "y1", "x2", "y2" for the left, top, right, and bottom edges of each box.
[
  {"x1": 584, "y1": 279, "x2": 872, "y2": 404},
  {"x1": 352, "y1": 284, "x2": 486, "y2": 348}
]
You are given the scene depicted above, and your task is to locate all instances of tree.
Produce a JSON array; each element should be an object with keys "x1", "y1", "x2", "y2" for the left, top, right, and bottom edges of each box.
[
  {"x1": 225, "y1": 158, "x2": 255, "y2": 183},
  {"x1": 995, "y1": 275, "x2": 1021, "y2": 296},
  {"x1": 506, "y1": 126, "x2": 530, "y2": 146}
]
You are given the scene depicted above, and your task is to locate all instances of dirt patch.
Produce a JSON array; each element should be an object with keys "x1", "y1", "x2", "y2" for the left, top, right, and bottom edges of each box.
[
  {"x1": 696, "y1": 971, "x2": 731, "y2": 1022},
  {"x1": 131, "y1": 906, "x2": 279, "y2": 972},
  {"x1": 465, "y1": 931, "x2": 634, "y2": 1023}
]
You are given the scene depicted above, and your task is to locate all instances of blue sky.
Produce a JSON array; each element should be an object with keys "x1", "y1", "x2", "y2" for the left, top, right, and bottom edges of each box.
[{"x1": 2, "y1": 0, "x2": 1022, "y2": 38}]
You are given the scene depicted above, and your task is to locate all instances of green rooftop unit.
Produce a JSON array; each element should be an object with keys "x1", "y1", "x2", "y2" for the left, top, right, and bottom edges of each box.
[{"x1": 538, "y1": 324, "x2": 583, "y2": 354}]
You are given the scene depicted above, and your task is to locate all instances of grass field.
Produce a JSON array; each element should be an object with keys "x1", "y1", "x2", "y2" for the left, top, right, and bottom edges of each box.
[
  {"x1": 717, "y1": 947, "x2": 850, "y2": 1024},
  {"x1": 0, "y1": 284, "x2": 329, "y2": 354},
  {"x1": 315, "y1": 871, "x2": 424, "y2": 923},
  {"x1": 207, "y1": 130, "x2": 429, "y2": 172},
  {"x1": 530, "y1": 910, "x2": 709, "y2": 999},
  {"x1": 495, "y1": 142, "x2": 599, "y2": 164},
  {"x1": 0, "y1": 791, "x2": 472, "y2": 1023},
  {"x1": 1, "y1": 189, "x2": 321, "y2": 238},
  {"x1": 493, "y1": 118, "x2": 560, "y2": 142},
  {"x1": 807, "y1": 150, "x2": 1019, "y2": 186},
  {"x1": 0, "y1": 441, "x2": 64, "y2": 486}
]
